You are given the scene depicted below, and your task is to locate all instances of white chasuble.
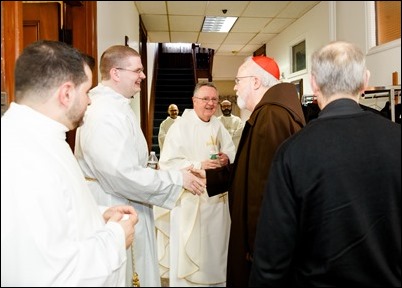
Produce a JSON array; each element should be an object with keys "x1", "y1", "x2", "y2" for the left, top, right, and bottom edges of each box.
[{"x1": 156, "y1": 109, "x2": 236, "y2": 286}]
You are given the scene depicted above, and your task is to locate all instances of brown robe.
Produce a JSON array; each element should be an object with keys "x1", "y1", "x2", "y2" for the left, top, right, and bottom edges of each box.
[{"x1": 206, "y1": 82, "x2": 306, "y2": 286}]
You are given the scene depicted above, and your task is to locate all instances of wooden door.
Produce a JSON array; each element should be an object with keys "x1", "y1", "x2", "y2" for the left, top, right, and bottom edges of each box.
[
  {"x1": 1, "y1": 1, "x2": 97, "y2": 151},
  {"x1": 23, "y1": 2, "x2": 61, "y2": 48}
]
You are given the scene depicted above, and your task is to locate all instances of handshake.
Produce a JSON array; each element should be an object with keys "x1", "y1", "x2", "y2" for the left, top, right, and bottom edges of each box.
[
  {"x1": 189, "y1": 166, "x2": 206, "y2": 179},
  {"x1": 181, "y1": 152, "x2": 230, "y2": 196},
  {"x1": 180, "y1": 166, "x2": 207, "y2": 196}
]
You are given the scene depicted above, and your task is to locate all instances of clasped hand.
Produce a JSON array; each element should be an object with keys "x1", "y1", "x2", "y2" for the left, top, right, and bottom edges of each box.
[
  {"x1": 201, "y1": 152, "x2": 229, "y2": 169},
  {"x1": 103, "y1": 205, "x2": 138, "y2": 249}
]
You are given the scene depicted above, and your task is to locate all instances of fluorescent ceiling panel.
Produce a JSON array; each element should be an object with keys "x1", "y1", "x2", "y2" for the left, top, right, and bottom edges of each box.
[{"x1": 202, "y1": 16, "x2": 238, "y2": 32}]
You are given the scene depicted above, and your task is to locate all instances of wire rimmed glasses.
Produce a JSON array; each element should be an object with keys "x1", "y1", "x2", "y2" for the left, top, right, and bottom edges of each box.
[
  {"x1": 193, "y1": 96, "x2": 219, "y2": 104},
  {"x1": 115, "y1": 67, "x2": 144, "y2": 74},
  {"x1": 234, "y1": 76, "x2": 255, "y2": 84}
]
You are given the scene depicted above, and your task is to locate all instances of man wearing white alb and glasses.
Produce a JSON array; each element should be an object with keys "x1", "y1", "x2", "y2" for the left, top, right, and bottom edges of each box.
[
  {"x1": 156, "y1": 82, "x2": 236, "y2": 287},
  {"x1": 75, "y1": 45, "x2": 206, "y2": 287}
]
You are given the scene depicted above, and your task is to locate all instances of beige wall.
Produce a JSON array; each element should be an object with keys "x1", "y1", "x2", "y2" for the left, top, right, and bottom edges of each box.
[
  {"x1": 97, "y1": 1, "x2": 140, "y2": 120},
  {"x1": 337, "y1": 1, "x2": 400, "y2": 87},
  {"x1": 214, "y1": 80, "x2": 236, "y2": 98},
  {"x1": 212, "y1": 55, "x2": 246, "y2": 81},
  {"x1": 268, "y1": 1, "x2": 400, "y2": 93}
]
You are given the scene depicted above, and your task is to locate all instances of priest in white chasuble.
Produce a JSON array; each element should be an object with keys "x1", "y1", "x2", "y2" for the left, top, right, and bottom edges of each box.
[{"x1": 155, "y1": 82, "x2": 236, "y2": 287}]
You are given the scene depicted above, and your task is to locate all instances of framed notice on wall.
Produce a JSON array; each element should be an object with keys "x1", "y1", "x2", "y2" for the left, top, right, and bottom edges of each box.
[{"x1": 292, "y1": 40, "x2": 306, "y2": 73}]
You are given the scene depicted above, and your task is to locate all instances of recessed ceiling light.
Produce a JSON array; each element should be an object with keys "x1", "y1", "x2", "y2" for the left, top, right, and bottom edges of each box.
[{"x1": 201, "y1": 16, "x2": 238, "y2": 33}]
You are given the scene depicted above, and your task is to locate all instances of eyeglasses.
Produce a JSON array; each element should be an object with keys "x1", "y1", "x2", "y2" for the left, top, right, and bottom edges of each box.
[
  {"x1": 193, "y1": 97, "x2": 219, "y2": 104},
  {"x1": 115, "y1": 67, "x2": 144, "y2": 74},
  {"x1": 234, "y1": 76, "x2": 255, "y2": 84}
]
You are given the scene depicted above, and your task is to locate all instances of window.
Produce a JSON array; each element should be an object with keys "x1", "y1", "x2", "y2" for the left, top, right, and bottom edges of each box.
[
  {"x1": 367, "y1": 1, "x2": 401, "y2": 50},
  {"x1": 376, "y1": 1, "x2": 401, "y2": 45}
]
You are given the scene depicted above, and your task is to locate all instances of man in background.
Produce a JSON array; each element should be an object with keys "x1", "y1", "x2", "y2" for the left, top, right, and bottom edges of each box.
[
  {"x1": 217, "y1": 100, "x2": 243, "y2": 151},
  {"x1": 158, "y1": 103, "x2": 180, "y2": 152},
  {"x1": 250, "y1": 41, "x2": 401, "y2": 287}
]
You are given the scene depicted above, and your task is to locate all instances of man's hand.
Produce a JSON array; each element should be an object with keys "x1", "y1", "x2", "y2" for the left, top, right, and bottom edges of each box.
[
  {"x1": 189, "y1": 167, "x2": 206, "y2": 179},
  {"x1": 201, "y1": 159, "x2": 221, "y2": 169},
  {"x1": 218, "y1": 152, "x2": 229, "y2": 166},
  {"x1": 181, "y1": 166, "x2": 206, "y2": 195},
  {"x1": 104, "y1": 205, "x2": 138, "y2": 249},
  {"x1": 103, "y1": 205, "x2": 136, "y2": 222}
]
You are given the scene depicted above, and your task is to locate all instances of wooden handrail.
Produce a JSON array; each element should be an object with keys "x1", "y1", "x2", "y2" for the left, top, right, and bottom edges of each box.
[
  {"x1": 208, "y1": 48, "x2": 214, "y2": 82},
  {"x1": 191, "y1": 43, "x2": 198, "y2": 84},
  {"x1": 147, "y1": 44, "x2": 161, "y2": 150}
]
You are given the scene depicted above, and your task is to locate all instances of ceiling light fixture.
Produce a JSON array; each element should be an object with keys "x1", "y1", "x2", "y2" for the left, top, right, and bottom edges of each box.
[{"x1": 201, "y1": 16, "x2": 237, "y2": 33}]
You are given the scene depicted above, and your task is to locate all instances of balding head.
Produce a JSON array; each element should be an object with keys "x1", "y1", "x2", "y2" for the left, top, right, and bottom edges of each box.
[{"x1": 168, "y1": 104, "x2": 179, "y2": 119}]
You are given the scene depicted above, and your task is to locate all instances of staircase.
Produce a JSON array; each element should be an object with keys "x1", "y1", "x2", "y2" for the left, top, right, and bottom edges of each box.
[{"x1": 152, "y1": 52, "x2": 195, "y2": 157}]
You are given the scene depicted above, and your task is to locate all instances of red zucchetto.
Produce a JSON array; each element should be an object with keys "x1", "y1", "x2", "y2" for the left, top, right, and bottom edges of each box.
[{"x1": 252, "y1": 56, "x2": 280, "y2": 80}]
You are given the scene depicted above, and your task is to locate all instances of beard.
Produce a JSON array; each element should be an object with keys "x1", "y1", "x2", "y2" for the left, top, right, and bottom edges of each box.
[
  {"x1": 237, "y1": 95, "x2": 247, "y2": 110},
  {"x1": 222, "y1": 109, "x2": 231, "y2": 116},
  {"x1": 67, "y1": 99, "x2": 86, "y2": 129}
]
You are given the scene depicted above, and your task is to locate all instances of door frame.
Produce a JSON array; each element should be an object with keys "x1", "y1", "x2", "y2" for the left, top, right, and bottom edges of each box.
[
  {"x1": 1, "y1": 1, "x2": 97, "y2": 106},
  {"x1": 1, "y1": 1, "x2": 23, "y2": 105}
]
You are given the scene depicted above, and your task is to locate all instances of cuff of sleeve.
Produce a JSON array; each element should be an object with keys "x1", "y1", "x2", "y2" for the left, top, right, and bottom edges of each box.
[{"x1": 104, "y1": 221, "x2": 127, "y2": 266}]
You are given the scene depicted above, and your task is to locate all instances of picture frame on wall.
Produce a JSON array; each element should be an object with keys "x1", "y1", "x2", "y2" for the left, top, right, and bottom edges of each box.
[{"x1": 291, "y1": 40, "x2": 306, "y2": 73}]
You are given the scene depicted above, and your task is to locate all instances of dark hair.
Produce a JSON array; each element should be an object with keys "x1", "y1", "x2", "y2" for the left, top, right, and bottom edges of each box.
[
  {"x1": 14, "y1": 40, "x2": 88, "y2": 102},
  {"x1": 82, "y1": 53, "x2": 96, "y2": 71}
]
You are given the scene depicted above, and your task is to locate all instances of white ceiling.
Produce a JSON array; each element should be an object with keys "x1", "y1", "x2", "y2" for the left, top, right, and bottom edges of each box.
[{"x1": 134, "y1": 1, "x2": 320, "y2": 56}]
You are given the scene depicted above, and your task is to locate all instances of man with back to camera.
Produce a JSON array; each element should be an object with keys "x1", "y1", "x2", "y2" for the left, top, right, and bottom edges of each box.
[
  {"x1": 217, "y1": 99, "x2": 244, "y2": 151},
  {"x1": 250, "y1": 41, "x2": 401, "y2": 287}
]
